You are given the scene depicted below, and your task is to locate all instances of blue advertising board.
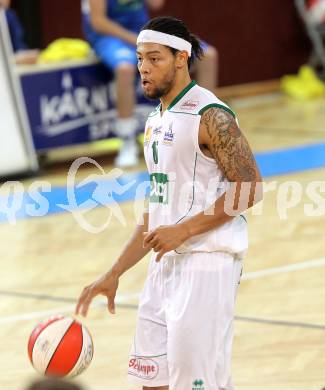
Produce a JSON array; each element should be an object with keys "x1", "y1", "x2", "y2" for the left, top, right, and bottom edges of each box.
[{"x1": 19, "y1": 62, "x2": 156, "y2": 151}]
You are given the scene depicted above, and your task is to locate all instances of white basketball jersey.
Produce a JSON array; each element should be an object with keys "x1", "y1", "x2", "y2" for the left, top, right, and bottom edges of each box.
[{"x1": 143, "y1": 80, "x2": 248, "y2": 256}]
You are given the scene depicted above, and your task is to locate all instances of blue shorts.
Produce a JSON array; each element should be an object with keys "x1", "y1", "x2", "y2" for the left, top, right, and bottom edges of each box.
[{"x1": 93, "y1": 36, "x2": 137, "y2": 70}]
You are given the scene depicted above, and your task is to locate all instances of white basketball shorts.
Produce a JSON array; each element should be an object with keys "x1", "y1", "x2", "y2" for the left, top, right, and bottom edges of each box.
[{"x1": 127, "y1": 251, "x2": 243, "y2": 390}]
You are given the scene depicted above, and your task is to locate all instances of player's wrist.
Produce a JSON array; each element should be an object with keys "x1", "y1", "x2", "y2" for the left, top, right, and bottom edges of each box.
[
  {"x1": 178, "y1": 222, "x2": 192, "y2": 241},
  {"x1": 107, "y1": 264, "x2": 123, "y2": 279}
]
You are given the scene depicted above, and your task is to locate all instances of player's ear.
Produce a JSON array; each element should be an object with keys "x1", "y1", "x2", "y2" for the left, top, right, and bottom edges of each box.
[{"x1": 175, "y1": 51, "x2": 188, "y2": 69}]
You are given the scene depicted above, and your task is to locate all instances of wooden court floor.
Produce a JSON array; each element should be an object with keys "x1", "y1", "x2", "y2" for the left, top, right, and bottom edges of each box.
[{"x1": 1, "y1": 92, "x2": 325, "y2": 390}]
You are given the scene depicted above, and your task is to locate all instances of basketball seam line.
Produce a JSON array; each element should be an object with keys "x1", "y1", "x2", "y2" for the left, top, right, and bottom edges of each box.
[
  {"x1": 70, "y1": 321, "x2": 84, "y2": 377},
  {"x1": 44, "y1": 319, "x2": 82, "y2": 376},
  {"x1": 30, "y1": 316, "x2": 62, "y2": 367}
]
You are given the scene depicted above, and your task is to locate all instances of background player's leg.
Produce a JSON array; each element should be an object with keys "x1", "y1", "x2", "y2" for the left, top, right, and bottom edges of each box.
[
  {"x1": 113, "y1": 62, "x2": 139, "y2": 167},
  {"x1": 94, "y1": 37, "x2": 139, "y2": 167},
  {"x1": 116, "y1": 62, "x2": 136, "y2": 118},
  {"x1": 195, "y1": 45, "x2": 218, "y2": 90},
  {"x1": 114, "y1": 62, "x2": 139, "y2": 167}
]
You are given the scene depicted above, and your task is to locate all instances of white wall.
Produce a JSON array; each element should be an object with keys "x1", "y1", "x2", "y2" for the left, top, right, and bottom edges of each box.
[{"x1": 0, "y1": 8, "x2": 38, "y2": 177}]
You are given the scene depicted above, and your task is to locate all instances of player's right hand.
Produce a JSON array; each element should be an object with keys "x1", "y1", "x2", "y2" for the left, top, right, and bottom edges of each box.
[{"x1": 75, "y1": 272, "x2": 119, "y2": 317}]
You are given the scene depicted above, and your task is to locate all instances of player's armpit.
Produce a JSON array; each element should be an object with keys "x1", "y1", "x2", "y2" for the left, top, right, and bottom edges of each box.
[{"x1": 200, "y1": 107, "x2": 261, "y2": 183}]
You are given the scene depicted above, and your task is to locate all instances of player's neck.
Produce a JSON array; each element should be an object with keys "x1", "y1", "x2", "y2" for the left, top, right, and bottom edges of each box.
[{"x1": 160, "y1": 74, "x2": 192, "y2": 114}]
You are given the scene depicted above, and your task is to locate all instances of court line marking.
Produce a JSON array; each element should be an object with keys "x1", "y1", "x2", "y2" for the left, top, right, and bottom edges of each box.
[
  {"x1": 242, "y1": 257, "x2": 325, "y2": 281},
  {"x1": 1, "y1": 301, "x2": 325, "y2": 331},
  {"x1": 0, "y1": 290, "x2": 139, "y2": 303},
  {"x1": 0, "y1": 304, "x2": 78, "y2": 325},
  {"x1": 235, "y1": 316, "x2": 325, "y2": 330},
  {"x1": 1, "y1": 257, "x2": 325, "y2": 326},
  {"x1": 0, "y1": 294, "x2": 139, "y2": 325}
]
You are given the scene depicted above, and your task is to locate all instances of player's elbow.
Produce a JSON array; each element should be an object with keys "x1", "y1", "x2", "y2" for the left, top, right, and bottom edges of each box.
[
  {"x1": 249, "y1": 180, "x2": 264, "y2": 208},
  {"x1": 90, "y1": 14, "x2": 105, "y2": 33},
  {"x1": 146, "y1": 0, "x2": 165, "y2": 11}
]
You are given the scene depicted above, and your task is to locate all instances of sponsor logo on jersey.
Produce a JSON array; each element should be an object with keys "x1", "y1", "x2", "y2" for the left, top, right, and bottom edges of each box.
[
  {"x1": 192, "y1": 379, "x2": 204, "y2": 390},
  {"x1": 150, "y1": 173, "x2": 169, "y2": 204},
  {"x1": 128, "y1": 357, "x2": 159, "y2": 380},
  {"x1": 163, "y1": 122, "x2": 174, "y2": 146},
  {"x1": 153, "y1": 125, "x2": 162, "y2": 134},
  {"x1": 144, "y1": 126, "x2": 152, "y2": 146},
  {"x1": 180, "y1": 99, "x2": 199, "y2": 110}
]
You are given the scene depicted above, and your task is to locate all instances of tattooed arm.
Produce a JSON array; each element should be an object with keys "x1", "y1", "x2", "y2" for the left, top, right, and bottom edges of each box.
[
  {"x1": 178, "y1": 107, "x2": 263, "y2": 238},
  {"x1": 200, "y1": 107, "x2": 259, "y2": 182}
]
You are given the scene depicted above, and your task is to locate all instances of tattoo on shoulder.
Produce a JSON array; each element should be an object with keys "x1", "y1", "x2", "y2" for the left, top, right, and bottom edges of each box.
[{"x1": 202, "y1": 107, "x2": 257, "y2": 181}]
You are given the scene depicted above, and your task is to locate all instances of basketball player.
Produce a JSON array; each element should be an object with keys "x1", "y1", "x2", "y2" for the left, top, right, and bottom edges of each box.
[
  {"x1": 76, "y1": 16, "x2": 263, "y2": 390},
  {"x1": 82, "y1": 0, "x2": 218, "y2": 167},
  {"x1": 0, "y1": 0, "x2": 39, "y2": 64}
]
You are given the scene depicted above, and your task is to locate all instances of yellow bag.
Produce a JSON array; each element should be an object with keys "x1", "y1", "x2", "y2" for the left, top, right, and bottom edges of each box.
[
  {"x1": 281, "y1": 65, "x2": 325, "y2": 100},
  {"x1": 38, "y1": 38, "x2": 91, "y2": 64}
]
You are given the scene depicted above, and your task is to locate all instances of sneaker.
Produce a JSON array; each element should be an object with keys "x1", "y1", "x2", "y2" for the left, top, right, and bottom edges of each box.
[{"x1": 115, "y1": 138, "x2": 139, "y2": 168}]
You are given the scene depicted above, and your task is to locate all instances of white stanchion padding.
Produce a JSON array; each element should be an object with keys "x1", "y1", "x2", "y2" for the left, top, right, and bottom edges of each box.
[{"x1": 0, "y1": 7, "x2": 38, "y2": 176}]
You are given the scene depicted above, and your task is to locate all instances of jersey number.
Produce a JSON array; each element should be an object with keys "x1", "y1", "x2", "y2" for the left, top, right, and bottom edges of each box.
[{"x1": 152, "y1": 141, "x2": 159, "y2": 164}]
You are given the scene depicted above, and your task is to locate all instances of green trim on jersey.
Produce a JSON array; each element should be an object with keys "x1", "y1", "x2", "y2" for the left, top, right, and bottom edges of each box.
[
  {"x1": 168, "y1": 111, "x2": 199, "y2": 116},
  {"x1": 174, "y1": 152, "x2": 198, "y2": 255},
  {"x1": 148, "y1": 104, "x2": 161, "y2": 117},
  {"x1": 130, "y1": 353, "x2": 167, "y2": 358},
  {"x1": 167, "y1": 80, "x2": 196, "y2": 110},
  {"x1": 175, "y1": 152, "x2": 198, "y2": 225},
  {"x1": 240, "y1": 214, "x2": 247, "y2": 223},
  {"x1": 199, "y1": 103, "x2": 236, "y2": 119}
]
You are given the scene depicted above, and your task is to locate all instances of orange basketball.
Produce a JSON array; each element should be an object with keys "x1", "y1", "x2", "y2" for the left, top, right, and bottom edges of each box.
[{"x1": 28, "y1": 315, "x2": 93, "y2": 378}]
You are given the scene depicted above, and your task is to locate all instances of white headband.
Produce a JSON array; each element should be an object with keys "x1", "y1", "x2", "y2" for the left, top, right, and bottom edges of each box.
[{"x1": 137, "y1": 29, "x2": 192, "y2": 57}]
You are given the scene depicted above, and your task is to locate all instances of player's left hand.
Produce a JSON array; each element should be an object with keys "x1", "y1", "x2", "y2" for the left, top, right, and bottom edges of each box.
[{"x1": 143, "y1": 224, "x2": 190, "y2": 262}]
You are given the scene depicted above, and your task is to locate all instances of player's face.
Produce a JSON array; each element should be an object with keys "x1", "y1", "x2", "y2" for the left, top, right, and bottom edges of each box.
[{"x1": 137, "y1": 43, "x2": 177, "y2": 100}]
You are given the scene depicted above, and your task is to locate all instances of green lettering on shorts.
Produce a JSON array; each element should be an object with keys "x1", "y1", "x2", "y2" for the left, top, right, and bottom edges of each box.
[
  {"x1": 150, "y1": 173, "x2": 168, "y2": 204},
  {"x1": 192, "y1": 379, "x2": 204, "y2": 390}
]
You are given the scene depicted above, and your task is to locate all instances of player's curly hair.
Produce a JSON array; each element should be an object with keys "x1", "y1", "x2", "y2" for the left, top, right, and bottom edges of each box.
[{"x1": 141, "y1": 16, "x2": 204, "y2": 69}]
